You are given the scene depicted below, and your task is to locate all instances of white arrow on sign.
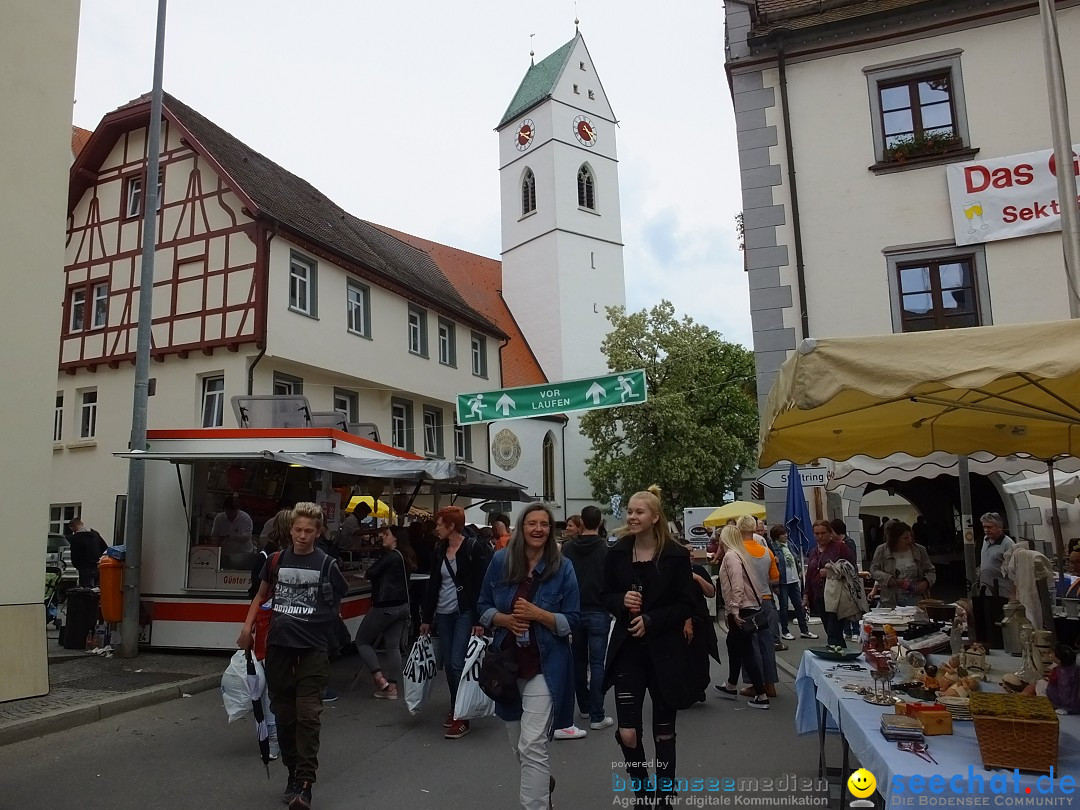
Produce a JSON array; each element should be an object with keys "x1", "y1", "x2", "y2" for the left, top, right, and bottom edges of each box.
[
  {"x1": 756, "y1": 467, "x2": 829, "y2": 488},
  {"x1": 495, "y1": 393, "x2": 516, "y2": 417},
  {"x1": 585, "y1": 381, "x2": 606, "y2": 405}
]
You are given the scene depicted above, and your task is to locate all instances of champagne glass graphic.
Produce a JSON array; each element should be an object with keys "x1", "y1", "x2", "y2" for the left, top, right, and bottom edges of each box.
[{"x1": 963, "y1": 201, "x2": 989, "y2": 232}]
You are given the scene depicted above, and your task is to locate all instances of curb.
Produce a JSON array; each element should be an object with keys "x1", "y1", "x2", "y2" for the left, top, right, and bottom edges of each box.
[{"x1": 0, "y1": 673, "x2": 220, "y2": 748}]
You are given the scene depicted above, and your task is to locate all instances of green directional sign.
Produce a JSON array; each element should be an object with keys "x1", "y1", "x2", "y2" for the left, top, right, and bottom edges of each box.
[{"x1": 456, "y1": 369, "x2": 648, "y2": 424}]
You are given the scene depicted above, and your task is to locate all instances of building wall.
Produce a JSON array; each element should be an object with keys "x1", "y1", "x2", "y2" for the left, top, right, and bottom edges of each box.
[
  {"x1": 726, "y1": 1, "x2": 1080, "y2": 543},
  {"x1": 0, "y1": 0, "x2": 80, "y2": 702}
]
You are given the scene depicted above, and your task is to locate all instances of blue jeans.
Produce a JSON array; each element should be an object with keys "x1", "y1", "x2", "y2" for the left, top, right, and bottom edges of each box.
[
  {"x1": 777, "y1": 582, "x2": 809, "y2": 634},
  {"x1": 572, "y1": 610, "x2": 610, "y2": 723},
  {"x1": 435, "y1": 610, "x2": 474, "y2": 710}
]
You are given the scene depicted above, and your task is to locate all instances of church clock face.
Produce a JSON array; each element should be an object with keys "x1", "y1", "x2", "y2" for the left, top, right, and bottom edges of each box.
[
  {"x1": 573, "y1": 115, "x2": 596, "y2": 147},
  {"x1": 516, "y1": 119, "x2": 535, "y2": 151}
]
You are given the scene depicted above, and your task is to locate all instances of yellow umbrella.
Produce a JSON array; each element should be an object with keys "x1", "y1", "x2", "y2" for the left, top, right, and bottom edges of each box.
[
  {"x1": 759, "y1": 319, "x2": 1080, "y2": 467},
  {"x1": 345, "y1": 495, "x2": 391, "y2": 519},
  {"x1": 703, "y1": 500, "x2": 766, "y2": 528}
]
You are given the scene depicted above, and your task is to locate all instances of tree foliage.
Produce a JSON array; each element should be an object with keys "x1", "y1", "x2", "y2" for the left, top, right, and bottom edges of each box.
[{"x1": 580, "y1": 301, "x2": 758, "y2": 519}]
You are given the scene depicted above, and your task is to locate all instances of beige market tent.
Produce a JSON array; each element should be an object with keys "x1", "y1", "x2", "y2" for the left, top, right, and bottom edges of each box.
[
  {"x1": 702, "y1": 500, "x2": 766, "y2": 527},
  {"x1": 758, "y1": 319, "x2": 1080, "y2": 468}
]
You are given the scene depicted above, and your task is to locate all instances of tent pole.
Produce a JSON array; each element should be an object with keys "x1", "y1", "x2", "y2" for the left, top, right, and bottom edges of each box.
[
  {"x1": 1046, "y1": 461, "x2": 1067, "y2": 585},
  {"x1": 958, "y1": 456, "x2": 976, "y2": 586}
]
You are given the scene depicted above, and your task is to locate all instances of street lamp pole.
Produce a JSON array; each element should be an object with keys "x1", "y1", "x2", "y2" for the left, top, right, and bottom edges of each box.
[
  {"x1": 119, "y1": 0, "x2": 167, "y2": 658},
  {"x1": 1038, "y1": 0, "x2": 1080, "y2": 318}
]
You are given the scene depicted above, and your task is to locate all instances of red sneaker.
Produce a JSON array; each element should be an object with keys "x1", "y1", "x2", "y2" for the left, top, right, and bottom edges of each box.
[
  {"x1": 444, "y1": 719, "x2": 471, "y2": 739},
  {"x1": 443, "y1": 711, "x2": 454, "y2": 729}
]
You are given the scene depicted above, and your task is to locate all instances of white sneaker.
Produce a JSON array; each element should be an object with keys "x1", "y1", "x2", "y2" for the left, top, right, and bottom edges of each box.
[
  {"x1": 590, "y1": 716, "x2": 615, "y2": 730},
  {"x1": 800, "y1": 631, "x2": 819, "y2": 639},
  {"x1": 553, "y1": 725, "x2": 588, "y2": 740},
  {"x1": 781, "y1": 632, "x2": 796, "y2": 640},
  {"x1": 268, "y1": 730, "x2": 280, "y2": 760}
]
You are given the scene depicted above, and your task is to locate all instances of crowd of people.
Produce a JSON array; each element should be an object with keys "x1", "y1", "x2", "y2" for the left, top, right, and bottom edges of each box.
[{"x1": 235, "y1": 496, "x2": 1043, "y2": 810}]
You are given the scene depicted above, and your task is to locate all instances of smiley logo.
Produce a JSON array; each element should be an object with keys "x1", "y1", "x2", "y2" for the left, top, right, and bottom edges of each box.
[{"x1": 847, "y1": 769, "x2": 876, "y2": 799}]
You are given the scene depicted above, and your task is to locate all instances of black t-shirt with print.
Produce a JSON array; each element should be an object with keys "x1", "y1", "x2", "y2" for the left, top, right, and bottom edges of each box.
[{"x1": 259, "y1": 547, "x2": 349, "y2": 651}]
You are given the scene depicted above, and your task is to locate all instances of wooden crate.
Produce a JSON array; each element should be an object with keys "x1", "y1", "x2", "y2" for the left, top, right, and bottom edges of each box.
[{"x1": 970, "y1": 693, "x2": 1058, "y2": 774}]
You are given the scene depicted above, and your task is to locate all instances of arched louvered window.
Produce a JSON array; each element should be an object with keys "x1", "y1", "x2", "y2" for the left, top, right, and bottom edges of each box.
[
  {"x1": 577, "y1": 165, "x2": 596, "y2": 210},
  {"x1": 542, "y1": 432, "x2": 556, "y2": 501},
  {"x1": 522, "y1": 169, "x2": 537, "y2": 215}
]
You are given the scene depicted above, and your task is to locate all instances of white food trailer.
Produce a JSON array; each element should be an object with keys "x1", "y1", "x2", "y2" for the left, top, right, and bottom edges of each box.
[{"x1": 120, "y1": 424, "x2": 529, "y2": 650}]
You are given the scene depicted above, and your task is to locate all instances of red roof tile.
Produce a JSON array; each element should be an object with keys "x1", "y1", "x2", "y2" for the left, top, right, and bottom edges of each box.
[
  {"x1": 71, "y1": 126, "x2": 92, "y2": 157},
  {"x1": 370, "y1": 225, "x2": 547, "y2": 389}
]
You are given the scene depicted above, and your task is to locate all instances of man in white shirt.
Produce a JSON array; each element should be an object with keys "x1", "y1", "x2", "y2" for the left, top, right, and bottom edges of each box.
[{"x1": 212, "y1": 494, "x2": 254, "y2": 556}]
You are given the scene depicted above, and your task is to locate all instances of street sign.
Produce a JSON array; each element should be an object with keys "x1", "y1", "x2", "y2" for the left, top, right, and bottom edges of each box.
[
  {"x1": 456, "y1": 369, "x2": 647, "y2": 424},
  {"x1": 756, "y1": 466, "x2": 829, "y2": 488}
]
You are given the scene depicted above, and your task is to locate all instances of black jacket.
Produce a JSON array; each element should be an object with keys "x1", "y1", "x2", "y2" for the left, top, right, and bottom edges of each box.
[
  {"x1": 69, "y1": 529, "x2": 107, "y2": 571},
  {"x1": 602, "y1": 537, "x2": 698, "y2": 709},
  {"x1": 421, "y1": 535, "x2": 492, "y2": 623},
  {"x1": 561, "y1": 534, "x2": 608, "y2": 611},
  {"x1": 367, "y1": 548, "x2": 411, "y2": 607}
]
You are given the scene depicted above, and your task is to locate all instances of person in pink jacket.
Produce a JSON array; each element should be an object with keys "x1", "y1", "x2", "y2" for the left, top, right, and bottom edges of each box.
[{"x1": 714, "y1": 526, "x2": 770, "y2": 709}]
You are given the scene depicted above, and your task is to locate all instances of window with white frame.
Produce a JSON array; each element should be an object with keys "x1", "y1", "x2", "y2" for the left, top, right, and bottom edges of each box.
[
  {"x1": 125, "y1": 176, "x2": 143, "y2": 218},
  {"x1": 69, "y1": 288, "x2": 86, "y2": 332},
  {"x1": 408, "y1": 306, "x2": 428, "y2": 357},
  {"x1": 423, "y1": 407, "x2": 443, "y2": 457},
  {"x1": 201, "y1": 375, "x2": 225, "y2": 428},
  {"x1": 522, "y1": 169, "x2": 537, "y2": 216},
  {"x1": 454, "y1": 421, "x2": 471, "y2": 462},
  {"x1": 273, "y1": 373, "x2": 303, "y2": 396},
  {"x1": 79, "y1": 389, "x2": 98, "y2": 439},
  {"x1": 346, "y1": 280, "x2": 370, "y2": 337},
  {"x1": 54, "y1": 392, "x2": 63, "y2": 442},
  {"x1": 885, "y1": 243, "x2": 990, "y2": 333},
  {"x1": 470, "y1": 332, "x2": 488, "y2": 378},
  {"x1": 334, "y1": 389, "x2": 359, "y2": 423},
  {"x1": 49, "y1": 503, "x2": 81, "y2": 536},
  {"x1": 577, "y1": 165, "x2": 596, "y2": 210},
  {"x1": 289, "y1": 252, "x2": 318, "y2": 317},
  {"x1": 438, "y1": 318, "x2": 456, "y2": 367},
  {"x1": 92, "y1": 282, "x2": 109, "y2": 329},
  {"x1": 865, "y1": 51, "x2": 972, "y2": 167},
  {"x1": 391, "y1": 399, "x2": 413, "y2": 451}
]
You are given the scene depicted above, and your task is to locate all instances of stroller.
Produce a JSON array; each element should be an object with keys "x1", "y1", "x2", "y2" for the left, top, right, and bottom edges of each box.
[{"x1": 45, "y1": 565, "x2": 66, "y2": 631}]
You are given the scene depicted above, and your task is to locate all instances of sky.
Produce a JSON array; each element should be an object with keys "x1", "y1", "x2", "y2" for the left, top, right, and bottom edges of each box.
[{"x1": 73, "y1": 1, "x2": 751, "y2": 348}]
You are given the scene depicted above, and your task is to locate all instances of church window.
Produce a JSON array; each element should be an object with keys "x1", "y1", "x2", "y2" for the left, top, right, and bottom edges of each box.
[
  {"x1": 588, "y1": 90, "x2": 595, "y2": 100},
  {"x1": 579, "y1": 61, "x2": 586, "y2": 71},
  {"x1": 542, "y1": 433, "x2": 556, "y2": 501},
  {"x1": 573, "y1": 84, "x2": 580, "y2": 94},
  {"x1": 577, "y1": 165, "x2": 596, "y2": 210},
  {"x1": 522, "y1": 169, "x2": 536, "y2": 216}
]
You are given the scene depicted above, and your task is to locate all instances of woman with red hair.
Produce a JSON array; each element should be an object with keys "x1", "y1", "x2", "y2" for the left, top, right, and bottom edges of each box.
[{"x1": 419, "y1": 506, "x2": 493, "y2": 739}]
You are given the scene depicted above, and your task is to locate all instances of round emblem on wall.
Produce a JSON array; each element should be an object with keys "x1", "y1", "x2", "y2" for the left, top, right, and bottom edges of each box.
[{"x1": 492, "y1": 429, "x2": 522, "y2": 472}]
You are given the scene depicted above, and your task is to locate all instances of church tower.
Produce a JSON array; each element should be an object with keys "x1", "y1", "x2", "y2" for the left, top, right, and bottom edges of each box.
[{"x1": 497, "y1": 32, "x2": 627, "y2": 517}]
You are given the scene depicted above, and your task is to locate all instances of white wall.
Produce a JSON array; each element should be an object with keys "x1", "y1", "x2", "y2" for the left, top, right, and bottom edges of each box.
[{"x1": 0, "y1": 0, "x2": 80, "y2": 702}]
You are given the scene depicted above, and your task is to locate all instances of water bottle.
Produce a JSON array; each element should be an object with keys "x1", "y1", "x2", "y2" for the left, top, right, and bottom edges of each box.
[{"x1": 516, "y1": 626, "x2": 530, "y2": 647}]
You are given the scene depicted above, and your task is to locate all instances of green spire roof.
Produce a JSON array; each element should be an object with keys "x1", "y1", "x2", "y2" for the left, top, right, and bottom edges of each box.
[{"x1": 497, "y1": 36, "x2": 578, "y2": 129}]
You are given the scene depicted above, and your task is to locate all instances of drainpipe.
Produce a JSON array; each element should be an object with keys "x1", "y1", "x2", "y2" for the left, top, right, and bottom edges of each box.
[
  {"x1": 776, "y1": 38, "x2": 811, "y2": 341},
  {"x1": 247, "y1": 224, "x2": 273, "y2": 394}
]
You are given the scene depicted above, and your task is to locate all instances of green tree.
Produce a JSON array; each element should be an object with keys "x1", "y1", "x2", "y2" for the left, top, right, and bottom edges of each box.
[{"x1": 580, "y1": 301, "x2": 758, "y2": 518}]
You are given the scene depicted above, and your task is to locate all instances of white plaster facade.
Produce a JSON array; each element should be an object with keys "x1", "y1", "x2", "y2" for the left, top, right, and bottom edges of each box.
[
  {"x1": 1, "y1": 0, "x2": 80, "y2": 701},
  {"x1": 726, "y1": 0, "x2": 1080, "y2": 549},
  {"x1": 498, "y1": 34, "x2": 627, "y2": 518}
]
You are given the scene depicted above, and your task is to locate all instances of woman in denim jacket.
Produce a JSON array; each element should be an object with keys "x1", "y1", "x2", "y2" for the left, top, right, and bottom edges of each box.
[{"x1": 478, "y1": 503, "x2": 580, "y2": 810}]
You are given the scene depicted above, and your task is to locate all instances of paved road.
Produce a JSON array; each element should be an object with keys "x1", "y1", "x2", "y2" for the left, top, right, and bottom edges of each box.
[{"x1": 0, "y1": 656, "x2": 829, "y2": 809}]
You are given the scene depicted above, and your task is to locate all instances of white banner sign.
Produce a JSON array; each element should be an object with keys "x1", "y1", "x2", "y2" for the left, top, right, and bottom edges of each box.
[{"x1": 946, "y1": 144, "x2": 1080, "y2": 245}]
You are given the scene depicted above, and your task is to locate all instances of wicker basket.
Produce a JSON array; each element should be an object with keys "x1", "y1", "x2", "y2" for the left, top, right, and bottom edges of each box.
[{"x1": 970, "y1": 693, "x2": 1059, "y2": 774}]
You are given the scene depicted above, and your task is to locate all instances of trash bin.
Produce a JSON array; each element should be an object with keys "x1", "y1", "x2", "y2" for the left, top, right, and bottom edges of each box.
[
  {"x1": 63, "y1": 588, "x2": 100, "y2": 650},
  {"x1": 98, "y1": 555, "x2": 124, "y2": 623}
]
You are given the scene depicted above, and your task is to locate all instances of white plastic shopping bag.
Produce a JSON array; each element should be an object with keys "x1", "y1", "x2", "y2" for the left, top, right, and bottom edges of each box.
[
  {"x1": 402, "y1": 634, "x2": 437, "y2": 715},
  {"x1": 453, "y1": 635, "x2": 495, "y2": 721},
  {"x1": 221, "y1": 649, "x2": 263, "y2": 723}
]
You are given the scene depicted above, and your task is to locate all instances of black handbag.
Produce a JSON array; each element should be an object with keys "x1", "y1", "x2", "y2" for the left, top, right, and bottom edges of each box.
[
  {"x1": 478, "y1": 574, "x2": 539, "y2": 704},
  {"x1": 737, "y1": 559, "x2": 770, "y2": 633}
]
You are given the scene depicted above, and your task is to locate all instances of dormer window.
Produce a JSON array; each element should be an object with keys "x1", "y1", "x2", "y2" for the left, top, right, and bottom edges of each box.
[{"x1": 522, "y1": 169, "x2": 536, "y2": 216}]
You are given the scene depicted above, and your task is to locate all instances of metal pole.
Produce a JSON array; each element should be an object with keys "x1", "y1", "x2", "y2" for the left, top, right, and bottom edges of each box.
[
  {"x1": 1038, "y1": 0, "x2": 1080, "y2": 318},
  {"x1": 1045, "y1": 460, "x2": 1067, "y2": 585},
  {"x1": 119, "y1": 0, "x2": 167, "y2": 659},
  {"x1": 958, "y1": 455, "x2": 976, "y2": 587}
]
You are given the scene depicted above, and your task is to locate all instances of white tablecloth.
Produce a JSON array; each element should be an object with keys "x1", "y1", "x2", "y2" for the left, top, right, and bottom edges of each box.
[{"x1": 794, "y1": 650, "x2": 1080, "y2": 806}]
